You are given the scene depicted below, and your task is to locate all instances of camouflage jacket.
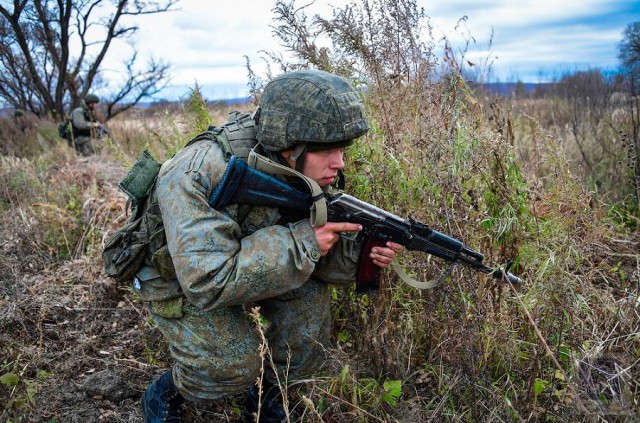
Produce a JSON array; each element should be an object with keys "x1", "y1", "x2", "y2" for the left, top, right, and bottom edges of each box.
[
  {"x1": 152, "y1": 138, "x2": 360, "y2": 311},
  {"x1": 71, "y1": 102, "x2": 95, "y2": 137}
]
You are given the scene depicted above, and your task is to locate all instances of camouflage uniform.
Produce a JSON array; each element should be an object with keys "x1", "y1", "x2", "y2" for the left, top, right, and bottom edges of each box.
[
  {"x1": 144, "y1": 136, "x2": 360, "y2": 401},
  {"x1": 71, "y1": 97, "x2": 98, "y2": 156}
]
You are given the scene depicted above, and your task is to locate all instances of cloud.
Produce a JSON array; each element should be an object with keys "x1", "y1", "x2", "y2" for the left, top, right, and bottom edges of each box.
[
  {"x1": 425, "y1": 0, "x2": 639, "y2": 81},
  {"x1": 101, "y1": 0, "x2": 640, "y2": 98}
]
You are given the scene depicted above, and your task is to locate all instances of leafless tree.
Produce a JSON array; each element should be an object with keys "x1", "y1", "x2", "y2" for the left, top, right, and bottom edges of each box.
[
  {"x1": 554, "y1": 69, "x2": 616, "y2": 174},
  {"x1": 0, "y1": 0, "x2": 177, "y2": 120},
  {"x1": 618, "y1": 22, "x2": 640, "y2": 142}
]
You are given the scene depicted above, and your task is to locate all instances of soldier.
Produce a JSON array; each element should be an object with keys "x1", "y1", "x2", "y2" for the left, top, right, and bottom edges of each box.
[
  {"x1": 13, "y1": 108, "x2": 27, "y2": 132},
  {"x1": 139, "y1": 70, "x2": 404, "y2": 422},
  {"x1": 70, "y1": 93, "x2": 102, "y2": 156}
]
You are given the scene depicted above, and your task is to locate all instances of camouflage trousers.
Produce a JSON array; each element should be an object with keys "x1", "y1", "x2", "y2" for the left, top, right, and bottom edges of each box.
[
  {"x1": 74, "y1": 135, "x2": 95, "y2": 156},
  {"x1": 150, "y1": 279, "x2": 332, "y2": 402}
]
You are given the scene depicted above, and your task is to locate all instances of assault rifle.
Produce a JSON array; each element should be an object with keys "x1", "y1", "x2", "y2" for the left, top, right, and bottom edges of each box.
[
  {"x1": 96, "y1": 122, "x2": 109, "y2": 138},
  {"x1": 210, "y1": 157, "x2": 523, "y2": 293}
]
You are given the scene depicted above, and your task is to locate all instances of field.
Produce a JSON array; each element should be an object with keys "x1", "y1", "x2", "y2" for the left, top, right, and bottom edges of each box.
[{"x1": 1, "y1": 1, "x2": 640, "y2": 419}]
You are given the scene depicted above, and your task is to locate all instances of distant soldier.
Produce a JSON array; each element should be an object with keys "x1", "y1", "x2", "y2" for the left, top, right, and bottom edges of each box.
[
  {"x1": 13, "y1": 108, "x2": 27, "y2": 132},
  {"x1": 71, "y1": 94, "x2": 106, "y2": 156}
]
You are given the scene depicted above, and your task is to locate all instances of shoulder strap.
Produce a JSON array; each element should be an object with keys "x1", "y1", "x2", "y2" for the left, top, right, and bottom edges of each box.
[
  {"x1": 218, "y1": 111, "x2": 258, "y2": 160},
  {"x1": 182, "y1": 111, "x2": 258, "y2": 161}
]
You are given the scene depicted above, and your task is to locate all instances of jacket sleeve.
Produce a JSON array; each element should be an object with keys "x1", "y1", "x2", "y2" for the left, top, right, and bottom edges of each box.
[{"x1": 156, "y1": 141, "x2": 323, "y2": 311}]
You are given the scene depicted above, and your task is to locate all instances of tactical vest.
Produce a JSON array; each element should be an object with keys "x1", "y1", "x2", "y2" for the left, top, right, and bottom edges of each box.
[{"x1": 103, "y1": 111, "x2": 259, "y2": 284}]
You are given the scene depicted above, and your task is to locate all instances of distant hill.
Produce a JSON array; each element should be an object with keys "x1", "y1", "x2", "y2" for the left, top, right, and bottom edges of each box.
[
  {"x1": 476, "y1": 82, "x2": 555, "y2": 97},
  {"x1": 2, "y1": 85, "x2": 558, "y2": 117},
  {"x1": 134, "y1": 97, "x2": 251, "y2": 109}
]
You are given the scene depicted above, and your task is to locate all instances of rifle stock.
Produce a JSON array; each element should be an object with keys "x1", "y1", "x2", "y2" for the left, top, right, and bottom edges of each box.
[{"x1": 209, "y1": 156, "x2": 523, "y2": 292}]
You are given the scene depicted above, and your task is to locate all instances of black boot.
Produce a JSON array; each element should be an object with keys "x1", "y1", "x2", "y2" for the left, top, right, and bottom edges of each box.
[
  {"x1": 242, "y1": 381, "x2": 288, "y2": 423},
  {"x1": 141, "y1": 370, "x2": 185, "y2": 423}
]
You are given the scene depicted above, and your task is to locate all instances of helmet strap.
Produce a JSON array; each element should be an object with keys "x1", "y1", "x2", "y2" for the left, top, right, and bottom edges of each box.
[{"x1": 289, "y1": 144, "x2": 307, "y2": 172}]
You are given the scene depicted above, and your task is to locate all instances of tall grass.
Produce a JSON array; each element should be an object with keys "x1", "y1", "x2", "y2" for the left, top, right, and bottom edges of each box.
[{"x1": 501, "y1": 75, "x2": 640, "y2": 223}]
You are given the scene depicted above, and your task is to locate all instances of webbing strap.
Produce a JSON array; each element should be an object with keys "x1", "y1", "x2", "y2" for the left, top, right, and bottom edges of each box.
[
  {"x1": 390, "y1": 258, "x2": 440, "y2": 290},
  {"x1": 248, "y1": 148, "x2": 327, "y2": 227}
]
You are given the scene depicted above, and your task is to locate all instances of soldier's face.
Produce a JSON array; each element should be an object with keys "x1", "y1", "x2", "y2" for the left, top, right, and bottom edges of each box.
[{"x1": 282, "y1": 147, "x2": 345, "y2": 187}]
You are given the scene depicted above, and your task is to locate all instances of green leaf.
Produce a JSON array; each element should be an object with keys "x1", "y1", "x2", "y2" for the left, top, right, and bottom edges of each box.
[
  {"x1": 25, "y1": 380, "x2": 40, "y2": 405},
  {"x1": 381, "y1": 379, "x2": 402, "y2": 406},
  {"x1": 0, "y1": 372, "x2": 20, "y2": 386},
  {"x1": 339, "y1": 365, "x2": 350, "y2": 384},
  {"x1": 337, "y1": 331, "x2": 349, "y2": 343},
  {"x1": 558, "y1": 344, "x2": 571, "y2": 365},
  {"x1": 533, "y1": 378, "x2": 547, "y2": 396}
]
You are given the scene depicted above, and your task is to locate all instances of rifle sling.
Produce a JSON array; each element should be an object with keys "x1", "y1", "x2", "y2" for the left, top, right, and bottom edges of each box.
[{"x1": 391, "y1": 257, "x2": 440, "y2": 290}]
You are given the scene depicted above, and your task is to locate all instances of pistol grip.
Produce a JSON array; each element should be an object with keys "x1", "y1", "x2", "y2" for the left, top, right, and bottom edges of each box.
[{"x1": 356, "y1": 239, "x2": 386, "y2": 294}]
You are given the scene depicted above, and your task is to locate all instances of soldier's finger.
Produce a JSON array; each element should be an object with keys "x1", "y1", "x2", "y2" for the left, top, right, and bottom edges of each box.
[
  {"x1": 386, "y1": 241, "x2": 406, "y2": 253},
  {"x1": 327, "y1": 222, "x2": 362, "y2": 233}
]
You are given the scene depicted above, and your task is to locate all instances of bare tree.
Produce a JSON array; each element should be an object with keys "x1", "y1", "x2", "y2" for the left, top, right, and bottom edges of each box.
[
  {"x1": 554, "y1": 69, "x2": 616, "y2": 174},
  {"x1": 0, "y1": 0, "x2": 177, "y2": 120},
  {"x1": 618, "y1": 22, "x2": 640, "y2": 140},
  {"x1": 618, "y1": 22, "x2": 640, "y2": 87}
]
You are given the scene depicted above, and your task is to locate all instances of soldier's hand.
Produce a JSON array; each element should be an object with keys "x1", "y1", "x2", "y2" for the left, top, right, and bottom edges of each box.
[
  {"x1": 313, "y1": 222, "x2": 362, "y2": 256},
  {"x1": 370, "y1": 241, "x2": 405, "y2": 269}
]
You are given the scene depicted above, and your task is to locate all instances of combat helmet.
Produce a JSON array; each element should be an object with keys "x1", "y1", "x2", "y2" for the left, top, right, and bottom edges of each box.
[
  {"x1": 84, "y1": 93, "x2": 100, "y2": 104},
  {"x1": 256, "y1": 70, "x2": 368, "y2": 154}
]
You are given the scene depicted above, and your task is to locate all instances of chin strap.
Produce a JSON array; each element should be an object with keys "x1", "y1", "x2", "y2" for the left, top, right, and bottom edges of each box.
[{"x1": 248, "y1": 147, "x2": 328, "y2": 227}]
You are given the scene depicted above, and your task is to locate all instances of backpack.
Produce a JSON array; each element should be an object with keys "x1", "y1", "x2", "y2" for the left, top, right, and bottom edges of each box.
[
  {"x1": 58, "y1": 119, "x2": 71, "y2": 140},
  {"x1": 102, "y1": 111, "x2": 258, "y2": 283}
]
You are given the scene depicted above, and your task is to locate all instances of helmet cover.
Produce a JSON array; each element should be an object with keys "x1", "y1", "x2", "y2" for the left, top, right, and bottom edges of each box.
[
  {"x1": 84, "y1": 94, "x2": 100, "y2": 104},
  {"x1": 257, "y1": 70, "x2": 368, "y2": 152}
]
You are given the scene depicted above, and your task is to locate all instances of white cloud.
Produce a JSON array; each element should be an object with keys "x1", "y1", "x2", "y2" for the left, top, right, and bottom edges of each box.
[{"x1": 100, "y1": 0, "x2": 639, "y2": 98}]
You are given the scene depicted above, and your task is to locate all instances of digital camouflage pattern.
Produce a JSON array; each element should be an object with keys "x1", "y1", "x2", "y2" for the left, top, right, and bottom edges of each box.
[
  {"x1": 257, "y1": 69, "x2": 368, "y2": 152},
  {"x1": 147, "y1": 138, "x2": 361, "y2": 401}
]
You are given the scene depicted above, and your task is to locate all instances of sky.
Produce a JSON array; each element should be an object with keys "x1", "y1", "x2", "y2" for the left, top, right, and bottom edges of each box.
[{"x1": 104, "y1": 0, "x2": 640, "y2": 101}]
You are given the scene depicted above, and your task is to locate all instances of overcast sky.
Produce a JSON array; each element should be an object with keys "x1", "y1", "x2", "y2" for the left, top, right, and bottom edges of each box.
[{"x1": 105, "y1": 0, "x2": 640, "y2": 101}]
